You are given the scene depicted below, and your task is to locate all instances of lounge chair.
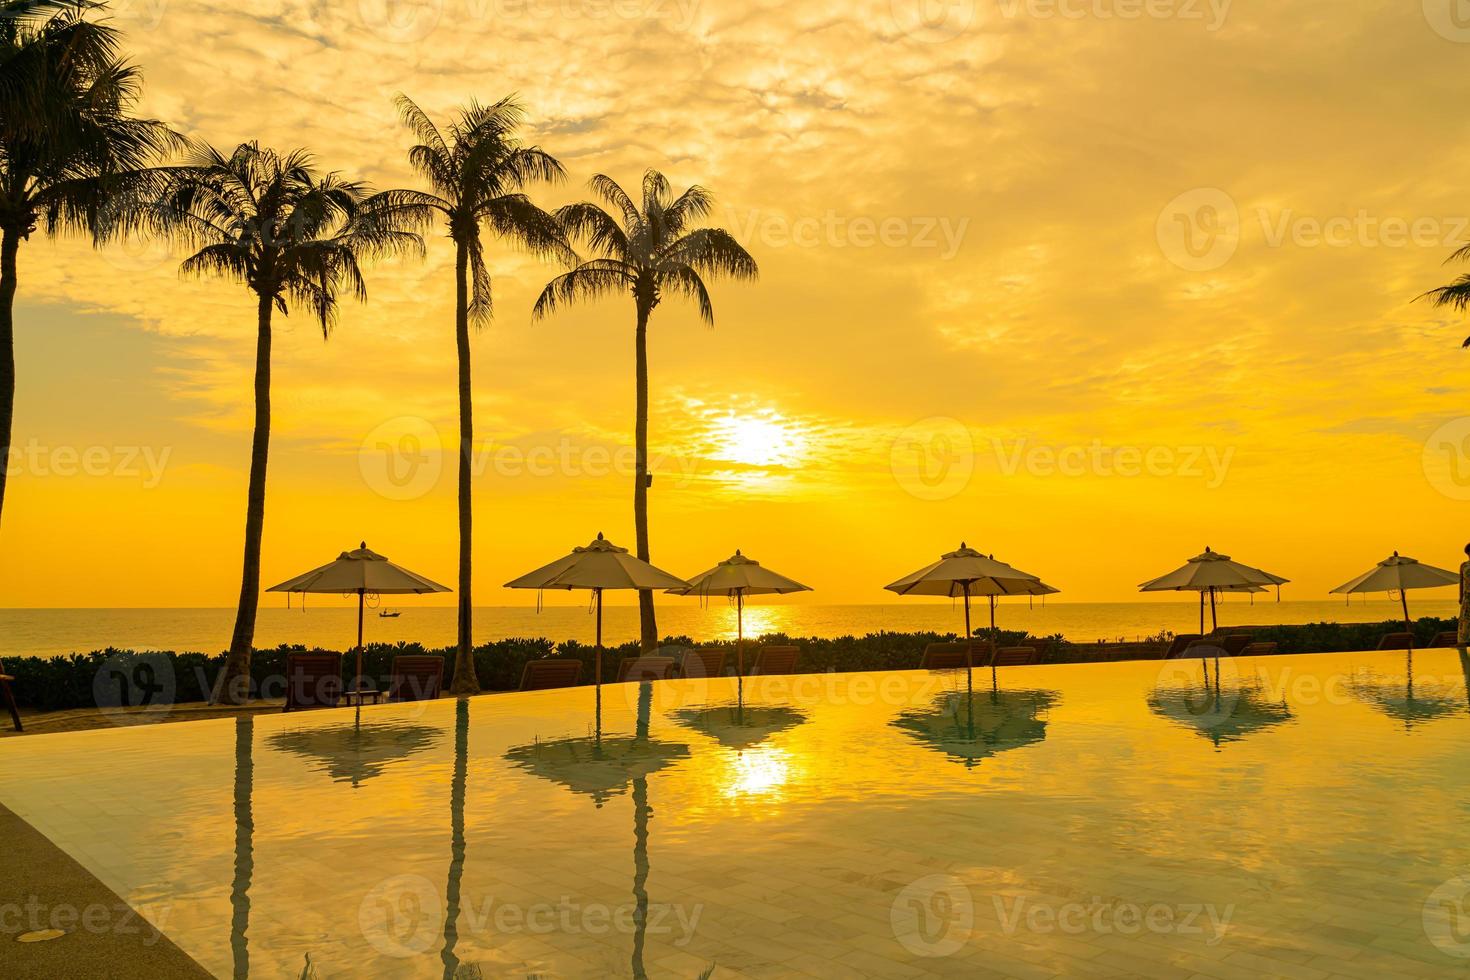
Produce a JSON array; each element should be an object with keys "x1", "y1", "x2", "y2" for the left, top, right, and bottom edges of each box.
[
  {"x1": 1162, "y1": 634, "x2": 1203, "y2": 659},
  {"x1": 1428, "y1": 631, "x2": 1461, "y2": 648},
  {"x1": 992, "y1": 647, "x2": 1040, "y2": 667},
  {"x1": 1183, "y1": 637, "x2": 1229, "y2": 657},
  {"x1": 1021, "y1": 638, "x2": 1052, "y2": 661},
  {"x1": 920, "y1": 641, "x2": 990, "y2": 670},
  {"x1": 749, "y1": 645, "x2": 799, "y2": 676},
  {"x1": 680, "y1": 648, "x2": 726, "y2": 679},
  {"x1": 1376, "y1": 632, "x2": 1415, "y2": 651},
  {"x1": 616, "y1": 656, "x2": 677, "y2": 683},
  {"x1": 284, "y1": 652, "x2": 344, "y2": 712},
  {"x1": 385, "y1": 656, "x2": 445, "y2": 703},
  {"x1": 1243, "y1": 641, "x2": 1279, "y2": 656},
  {"x1": 1219, "y1": 634, "x2": 1255, "y2": 655},
  {"x1": 0, "y1": 659, "x2": 20, "y2": 732},
  {"x1": 518, "y1": 658, "x2": 583, "y2": 691}
]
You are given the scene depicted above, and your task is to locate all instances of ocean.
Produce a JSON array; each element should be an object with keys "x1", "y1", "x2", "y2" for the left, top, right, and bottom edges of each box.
[{"x1": 0, "y1": 598, "x2": 1458, "y2": 658}]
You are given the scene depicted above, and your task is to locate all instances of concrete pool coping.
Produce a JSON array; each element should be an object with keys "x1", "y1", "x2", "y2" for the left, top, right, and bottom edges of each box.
[{"x1": 1, "y1": 801, "x2": 210, "y2": 978}]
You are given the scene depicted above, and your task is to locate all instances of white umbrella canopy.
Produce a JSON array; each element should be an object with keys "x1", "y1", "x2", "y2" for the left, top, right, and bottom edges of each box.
[
  {"x1": 668, "y1": 550, "x2": 812, "y2": 679},
  {"x1": 505, "y1": 533, "x2": 689, "y2": 707},
  {"x1": 1330, "y1": 552, "x2": 1459, "y2": 644},
  {"x1": 1140, "y1": 547, "x2": 1288, "y2": 634},
  {"x1": 266, "y1": 542, "x2": 451, "y2": 692},
  {"x1": 885, "y1": 543, "x2": 1060, "y2": 690}
]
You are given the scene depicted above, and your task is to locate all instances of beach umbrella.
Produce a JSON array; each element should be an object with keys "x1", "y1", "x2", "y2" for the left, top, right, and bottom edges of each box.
[
  {"x1": 1139, "y1": 547, "x2": 1288, "y2": 634},
  {"x1": 504, "y1": 532, "x2": 689, "y2": 712},
  {"x1": 1330, "y1": 552, "x2": 1458, "y2": 646},
  {"x1": 885, "y1": 543, "x2": 1060, "y2": 691},
  {"x1": 267, "y1": 542, "x2": 451, "y2": 691},
  {"x1": 669, "y1": 550, "x2": 812, "y2": 680}
]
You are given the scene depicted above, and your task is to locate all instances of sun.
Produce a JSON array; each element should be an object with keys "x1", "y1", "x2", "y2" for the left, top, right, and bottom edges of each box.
[{"x1": 711, "y1": 413, "x2": 808, "y2": 468}]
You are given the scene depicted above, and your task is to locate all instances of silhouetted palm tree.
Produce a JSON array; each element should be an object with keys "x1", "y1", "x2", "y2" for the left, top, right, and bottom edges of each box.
[
  {"x1": 150, "y1": 142, "x2": 422, "y2": 704},
  {"x1": 1421, "y1": 245, "x2": 1470, "y2": 346},
  {"x1": 0, "y1": 0, "x2": 177, "y2": 535},
  {"x1": 388, "y1": 94, "x2": 569, "y2": 694},
  {"x1": 534, "y1": 170, "x2": 758, "y2": 649}
]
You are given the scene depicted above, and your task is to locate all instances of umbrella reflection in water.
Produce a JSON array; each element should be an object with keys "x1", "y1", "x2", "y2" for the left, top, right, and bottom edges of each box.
[
  {"x1": 1148, "y1": 658, "x2": 1293, "y2": 749},
  {"x1": 1346, "y1": 651, "x2": 1467, "y2": 731},
  {"x1": 504, "y1": 684, "x2": 690, "y2": 978},
  {"x1": 893, "y1": 685, "x2": 1060, "y2": 769},
  {"x1": 267, "y1": 719, "x2": 441, "y2": 788}
]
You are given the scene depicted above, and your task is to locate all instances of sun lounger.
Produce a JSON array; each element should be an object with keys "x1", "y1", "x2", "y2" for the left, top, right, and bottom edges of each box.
[
  {"x1": 519, "y1": 658, "x2": 583, "y2": 691},
  {"x1": 680, "y1": 648, "x2": 726, "y2": 679},
  {"x1": 920, "y1": 641, "x2": 990, "y2": 670},
  {"x1": 1184, "y1": 637, "x2": 1229, "y2": 657},
  {"x1": 749, "y1": 645, "x2": 799, "y2": 676},
  {"x1": 616, "y1": 656, "x2": 677, "y2": 683},
  {"x1": 1376, "y1": 632, "x2": 1415, "y2": 651},
  {"x1": 992, "y1": 647, "x2": 1040, "y2": 667},
  {"x1": 1428, "y1": 631, "x2": 1460, "y2": 648},
  {"x1": 1220, "y1": 634, "x2": 1255, "y2": 655},
  {"x1": 1162, "y1": 635, "x2": 1203, "y2": 659},
  {"x1": 1243, "y1": 642, "x2": 1278, "y2": 656},
  {"x1": 284, "y1": 652, "x2": 344, "y2": 712},
  {"x1": 385, "y1": 656, "x2": 444, "y2": 703},
  {"x1": 0, "y1": 659, "x2": 21, "y2": 732}
]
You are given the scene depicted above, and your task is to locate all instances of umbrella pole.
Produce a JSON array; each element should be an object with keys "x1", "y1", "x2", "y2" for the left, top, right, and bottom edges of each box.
[
  {"x1": 990, "y1": 595, "x2": 999, "y2": 692},
  {"x1": 1199, "y1": 592, "x2": 1204, "y2": 634},
  {"x1": 962, "y1": 583, "x2": 973, "y2": 697},
  {"x1": 1401, "y1": 590, "x2": 1413, "y2": 650},
  {"x1": 356, "y1": 588, "x2": 365, "y2": 694},
  {"x1": 1208, "y1": 587, "x2": 1218, "y2": 633},
  {"x1": 737, "y1": 589, "x2": 745, "y2": 702},
  {"x1": 595, "y1": 587, "x2": 603, "y2": 734}
]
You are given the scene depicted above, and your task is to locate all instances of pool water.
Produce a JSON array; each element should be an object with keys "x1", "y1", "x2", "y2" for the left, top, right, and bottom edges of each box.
[{"x1": 2, "y1": 649, "x2": 1469, "y2": 978}]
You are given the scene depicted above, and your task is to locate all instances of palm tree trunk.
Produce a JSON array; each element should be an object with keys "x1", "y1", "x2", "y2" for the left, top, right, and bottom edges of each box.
[
  {"x1": 0, "y1": 227, "x2": 18, "y2": 537},
  {"x1": 449, "y1": 241, "x2": 479, "y2": 695},
  {"x1": 215, "y1": 293, "x2": 273, "y2": 706},
  {"x1": 634, "y1": 301, "x2": 657, "y2": 650}
]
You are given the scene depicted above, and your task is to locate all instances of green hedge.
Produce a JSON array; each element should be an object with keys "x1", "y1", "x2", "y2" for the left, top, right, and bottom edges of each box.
[{"x1": 3, "y1": 618, "x2": 1458, "y2": 713}]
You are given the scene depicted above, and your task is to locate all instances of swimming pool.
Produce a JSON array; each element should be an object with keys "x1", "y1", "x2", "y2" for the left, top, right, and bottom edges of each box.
[{"x1": 2, "y1": 648, "x2": 1468, "y2": 977}]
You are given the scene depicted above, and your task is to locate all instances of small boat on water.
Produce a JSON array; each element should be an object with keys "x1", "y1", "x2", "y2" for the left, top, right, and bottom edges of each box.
[{"x1": 379, "y1": 610, "x2": 401, "y2": 619}]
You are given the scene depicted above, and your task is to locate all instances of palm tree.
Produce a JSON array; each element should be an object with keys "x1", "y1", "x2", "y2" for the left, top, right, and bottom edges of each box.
[
  {"x1": 0, "y1": 0, "x2": 178, "y2": 535},
  {"x1": 1421, "y1": 246, "x2": 1470, "y2": 346},
  {"x1": 388, "y1": 94, "x2": 569, "y2": 695},
  {"x1": 149, "y1": 142, "x2": 423, "y2": 704},
  {"x1": 534, "y1": 170, "x2": 758, "y2": 649}
]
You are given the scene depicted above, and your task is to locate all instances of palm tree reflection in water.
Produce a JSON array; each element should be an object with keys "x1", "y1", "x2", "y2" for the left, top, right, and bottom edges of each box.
[
  {"x1": 231, "y1": 716, "x2": 253, "y2": 978},
  {"x1": 441, "y1": 697, "x2": 470, "y2": 978}
]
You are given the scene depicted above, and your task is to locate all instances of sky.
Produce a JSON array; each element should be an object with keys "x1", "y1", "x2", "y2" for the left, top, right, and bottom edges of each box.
[{"x1": 3, "y1": 0, "x2": 1470, "y2": 608}]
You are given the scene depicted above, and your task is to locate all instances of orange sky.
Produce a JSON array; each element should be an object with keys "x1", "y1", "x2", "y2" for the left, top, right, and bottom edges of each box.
[{"x1": 3, "y1": 1, "x2": 1470, "y2": 607}]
